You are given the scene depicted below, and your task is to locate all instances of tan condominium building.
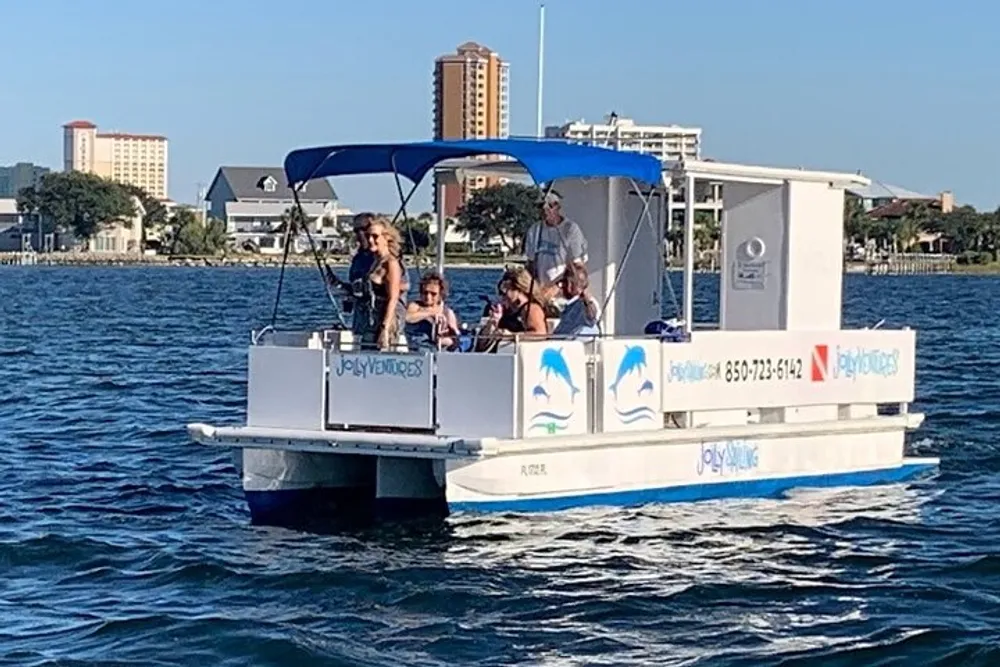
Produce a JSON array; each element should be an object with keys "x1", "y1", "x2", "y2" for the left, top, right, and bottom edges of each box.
[
  {"x1": 433, "y1": 41, "x2": 510, "y2": 218},
  {"x1": 63, "y1": 120, "x2": 169, "y2": 200}
]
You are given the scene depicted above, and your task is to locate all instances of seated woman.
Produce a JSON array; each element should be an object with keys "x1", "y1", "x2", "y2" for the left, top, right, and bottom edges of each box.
[
  {"x1": 476, "y1": 267, "x2": 548, "y2": 350},
  {"x1": 551, "y1": 263, "x2": 601, "y2": 338},
  {"x1": 405, "y1": 271, "x2": 459, "y2": 351},
  {"x1": 354, "y1": 217, "x2": 407, "y2": 351}
]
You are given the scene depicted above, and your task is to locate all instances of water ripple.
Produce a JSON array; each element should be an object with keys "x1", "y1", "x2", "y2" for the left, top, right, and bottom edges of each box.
[{"x1": 0, "y1": 267, "x2": 996, "y2": 665}]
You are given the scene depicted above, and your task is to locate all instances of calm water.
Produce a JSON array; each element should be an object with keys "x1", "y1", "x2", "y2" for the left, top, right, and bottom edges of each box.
[{"x1": 0, "y1": 266, "x2": 997, "y2": 666}]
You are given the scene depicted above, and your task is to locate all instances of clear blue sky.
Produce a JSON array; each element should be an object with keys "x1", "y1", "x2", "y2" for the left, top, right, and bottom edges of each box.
[{"x1": 2, "y1": 0, "x2": 997, "y2": 212}]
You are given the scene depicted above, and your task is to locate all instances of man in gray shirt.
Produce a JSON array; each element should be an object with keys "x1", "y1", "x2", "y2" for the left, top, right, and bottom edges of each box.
[{"x1": 523, "y1": 190, "x2": 588, "y2": 301}]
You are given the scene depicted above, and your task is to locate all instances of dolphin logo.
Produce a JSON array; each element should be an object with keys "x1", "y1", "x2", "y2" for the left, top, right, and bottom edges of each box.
[
  {"x1": 610, "y1": 345, "x2": 647, "y2": 397},
  {"x1": 539, "y1": 347, "x2": 580, "y2": 402},
  {"x1": 532, "y1": 384, "x2": 550, "y2": 402}
]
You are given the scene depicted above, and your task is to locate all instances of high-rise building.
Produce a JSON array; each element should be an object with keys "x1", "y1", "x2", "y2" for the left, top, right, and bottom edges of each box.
[
  {"x1": 0, "y1": 162, "x2": 50, "y2": 198},
  {"x1": 432, "y1": 42, "x2": 510, "y2": 217},
  {"x1": 62, "y1": 120, "x2": 169, "y2": 200},
  {"x1": 545, "y1": 113, "x2": 702, "y2": 163}
]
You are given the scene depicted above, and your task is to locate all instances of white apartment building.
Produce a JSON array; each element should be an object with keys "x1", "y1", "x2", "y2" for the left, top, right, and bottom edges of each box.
[
  {"x1": 545, "y1": 112, "x2": 701, "y2": 162},
  {"x1": 63, "y1": 120, "x2": 169, "y2": 200},
  {"x1": 547, "y1": 113, "x2": 722, "y2": 222}
]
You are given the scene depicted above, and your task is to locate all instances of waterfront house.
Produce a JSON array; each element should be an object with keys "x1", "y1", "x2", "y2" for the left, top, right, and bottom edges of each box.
[
  {"x1": 82, "y1": 195, "x2": 145, "y2": 254},
  {"x1": 0, "y1": 198, "x2": 27, "y2": 251},
  {"x1": 205, "y1": 166, "x2": 348, "y2": 254},
  {"x1": 846, "y1": 182, "x2": 955, "y2": 254},
  {"x1": 0, "y1": 195, "x2": 144, "y2": 254}
]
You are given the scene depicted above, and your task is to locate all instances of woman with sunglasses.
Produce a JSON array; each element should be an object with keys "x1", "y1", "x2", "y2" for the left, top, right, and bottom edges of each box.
[
  {"x1": 475, "y1": 266, "x2": 549, "y2": 351},
  {"x1": 354, "y1": 217, "x2": 406, "y2": 350},
  {"x1": 404, "y1": 271, "x2": 459, "y2": 351}
]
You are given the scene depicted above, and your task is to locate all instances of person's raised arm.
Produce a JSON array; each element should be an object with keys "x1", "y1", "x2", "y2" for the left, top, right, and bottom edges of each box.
[{"x1": 404, "y1": 300, "x2": 426, "y2": 324}]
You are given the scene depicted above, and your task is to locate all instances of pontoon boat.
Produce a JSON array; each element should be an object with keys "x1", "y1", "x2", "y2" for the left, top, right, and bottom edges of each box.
[{"x1": 187, "y1": 139, "x2": 939, "y2": 525}]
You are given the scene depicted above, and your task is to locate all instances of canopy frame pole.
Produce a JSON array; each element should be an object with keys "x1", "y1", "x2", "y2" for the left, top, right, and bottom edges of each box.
[
  {"x1": 269, "y1": 209, "x2": 297, "y2": 328},
  {"x1": 435, "y1": 173, "x2": 447, "y2": 275},
  {"x1": 291, "y1": 185, "x2": 348, "y2": 328},
  {"x1": 388, "y1": 151, "x2": 424, "y2": 280},
  {"x1": 682, "y1": 171, "x2": 696, "y2": 333}
]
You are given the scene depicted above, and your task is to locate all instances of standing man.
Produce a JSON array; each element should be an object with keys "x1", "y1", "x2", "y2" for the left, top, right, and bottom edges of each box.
[
  {"x1": 323, "y1": 213, "x2": 376, "y2": 334},
  {"x1": 523, "y1": 190, "x2": 589, "y2": 302}
]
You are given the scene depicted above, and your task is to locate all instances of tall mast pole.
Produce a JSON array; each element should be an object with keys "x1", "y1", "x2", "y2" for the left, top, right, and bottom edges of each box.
[{"x1": 536, "y1": 3, "x2": 545, "y2": 137}]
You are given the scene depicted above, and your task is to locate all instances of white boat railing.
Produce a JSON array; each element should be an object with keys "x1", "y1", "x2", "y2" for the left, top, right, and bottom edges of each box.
[{"x1": 245, "y1": 326, "x2": 917, "y2": 444}]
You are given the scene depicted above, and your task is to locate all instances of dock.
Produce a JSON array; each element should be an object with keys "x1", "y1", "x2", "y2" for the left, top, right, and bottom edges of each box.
[
  {"x1": 0, "y1": 251, "x2": 37, "y2": 266},
  {"x1": 862, "y1": 253, "x2": 956, "y2": 275}
]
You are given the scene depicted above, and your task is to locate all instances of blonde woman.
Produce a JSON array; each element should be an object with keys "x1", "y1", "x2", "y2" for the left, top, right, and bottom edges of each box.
[
  {"x1": 477, "y1": 267, "x2": 548, "y2": 350},
  {"x1": 356, "y1": 217, "x2": 406, "y2": 350}
]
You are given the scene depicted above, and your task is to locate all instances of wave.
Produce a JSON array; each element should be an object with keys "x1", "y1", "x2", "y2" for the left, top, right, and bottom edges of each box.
[
  {"x1": 615, "y1": 405, "x2": 657, "y2": 418},
  {"x1": 528, "y1": 411, "x2": 574, "y2": 422},
  {"x1": 616, "y1": 405, "x2": 657, "y2": 425}
]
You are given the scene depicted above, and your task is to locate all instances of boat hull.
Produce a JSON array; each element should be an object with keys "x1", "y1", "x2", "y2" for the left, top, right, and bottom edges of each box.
[
  {"x1": 445, "y1": 457, "x2": 938, "y2": 513},
  {"x1": 443, "y1": 424, "x2": 936, "y2": 511},
  {"x1": 209, "y1": 418, "x2": 939, "y2": 524}
]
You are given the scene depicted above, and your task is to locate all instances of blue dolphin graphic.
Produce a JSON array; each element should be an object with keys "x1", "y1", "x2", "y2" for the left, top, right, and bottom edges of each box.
[
  {"x1": 539, "y1": 347, "x2": 580, "y2": 402},
  {"x1": 610, "y1": 345, "x2": 647, "y2": 396},
  {"x1": 532, "y1": 384, "x2": 550, "y2": 402},
  {"x1": 638, "y1": 379, "x2": 654, "y2": 395}
]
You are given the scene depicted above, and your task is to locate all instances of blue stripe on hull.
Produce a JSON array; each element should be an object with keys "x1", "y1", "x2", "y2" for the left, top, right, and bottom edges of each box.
[{"x1": 447, "y1": 460, "x2": 940, "y2": 513}]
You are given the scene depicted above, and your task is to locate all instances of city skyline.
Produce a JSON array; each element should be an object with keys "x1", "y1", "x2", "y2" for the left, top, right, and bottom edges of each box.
[{"x1": 0, "y1": 0, "x2": 996, "y2": 213}]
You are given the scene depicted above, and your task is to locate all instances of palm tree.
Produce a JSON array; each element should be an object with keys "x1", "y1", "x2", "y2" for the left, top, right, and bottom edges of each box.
[
  {"x1": 844, "y1": 195, "x2": 874, "y2": 248},
  {"x1": 693, "y1": 210, "x2": 721, "y2": 268},
  {"x1": 273, "y1": 206, "x2": 310, "y2": 235},
  {"x1": 896, "y1": 201, "x2": 932, "y2": 252}
]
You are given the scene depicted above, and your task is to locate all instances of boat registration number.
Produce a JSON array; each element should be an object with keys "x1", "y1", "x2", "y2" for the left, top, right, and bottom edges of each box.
[{"x1": 724, "y1": 358, "x2": 803, "y2": 382}]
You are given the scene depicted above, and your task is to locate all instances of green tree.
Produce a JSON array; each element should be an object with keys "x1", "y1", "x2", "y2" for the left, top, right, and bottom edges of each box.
[
  {"x1": 981, "y1": 207, "x2": 1000, "y2": 261},
  {"x1": 844, "y1": 194, "x2": 874, "y2": 246},
  {"x1": 455, "y1": 182, "x2": 543, "y2": 253},
  {"x1": 401, "y1": 213, "x2": 432, "y2": 255},
  {"x1": 16, "y1": 171, "x2": 135, "y2": 240},
  {"x1": 693, "y1": 210, "x2": 720, "y2": 253},
  {"x1": 274, "y1": 206, "x2": 309, "y2": 234},
  {"x1": 928, "y1": 205, "x2": 985, "y2": 254},
  {"x1": 896, "y1": 201, "x2": 932, "y2": 252},
  {"x1": 169, "y1": 209, "x2": 227, "y2": 256}
]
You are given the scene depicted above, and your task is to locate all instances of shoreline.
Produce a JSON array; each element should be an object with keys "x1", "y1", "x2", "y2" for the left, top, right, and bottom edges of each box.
[
  {"x1": 2, "y1": 253, "x2": 997, "y2": 275},
  {"x1": 0, "y1": 252, "x2": 510, "y2": 270}
]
